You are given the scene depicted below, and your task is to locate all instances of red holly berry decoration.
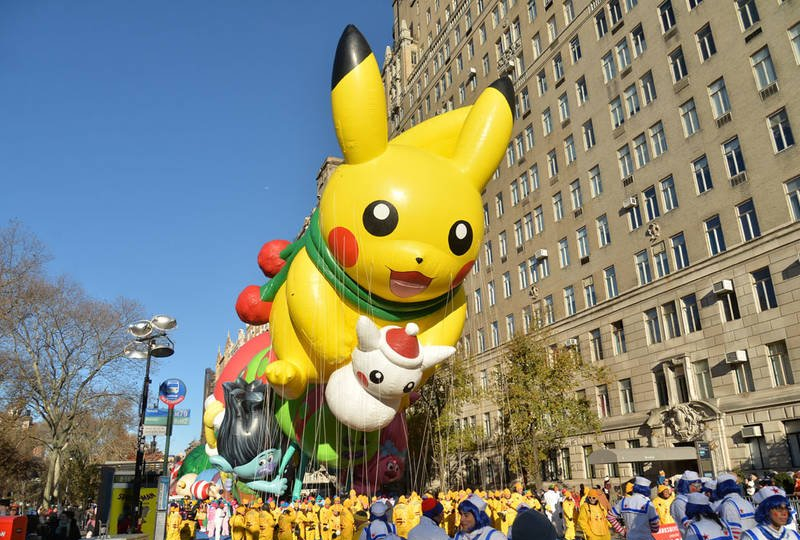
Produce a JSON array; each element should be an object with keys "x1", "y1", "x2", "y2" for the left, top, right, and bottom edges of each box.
[
  {"x1": 235, "y1": 285, "x2": 272, "y2": 325},
  {"x1": 258, "y1": 240, "x2": 290, "y2": 278}
]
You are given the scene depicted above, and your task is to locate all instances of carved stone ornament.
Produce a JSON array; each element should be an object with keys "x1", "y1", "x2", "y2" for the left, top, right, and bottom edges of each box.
[
  {"x1": 646, "y1": 221, "x2": 661, "y2": 241},
  {"x1": 661, "y1": 402, "x2": 706, "y2": 442}
]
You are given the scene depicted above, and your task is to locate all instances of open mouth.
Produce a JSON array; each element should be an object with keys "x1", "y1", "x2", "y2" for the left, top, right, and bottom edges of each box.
[{"x1": 389, "y1": 270, "x2": 432, "y2": 298}]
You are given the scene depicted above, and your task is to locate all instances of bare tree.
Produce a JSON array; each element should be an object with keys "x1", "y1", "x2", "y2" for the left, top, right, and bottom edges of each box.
[{"x1": 0, "y1": 223, "x2": 143, "y2": 508}]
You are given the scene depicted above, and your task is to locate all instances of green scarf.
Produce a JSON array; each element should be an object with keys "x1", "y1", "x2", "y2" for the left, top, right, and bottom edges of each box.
[{"x1": 260, "y1": 211, "x2": 458, "y2": 322}]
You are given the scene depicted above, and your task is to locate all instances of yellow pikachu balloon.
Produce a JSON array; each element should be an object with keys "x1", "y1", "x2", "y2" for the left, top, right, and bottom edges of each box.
[{"x1": 244, "y1": 25, "x2": 514, "y2": 405}]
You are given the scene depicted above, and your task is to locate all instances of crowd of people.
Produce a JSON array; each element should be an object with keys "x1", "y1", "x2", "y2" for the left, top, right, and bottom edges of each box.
[{"x1": 161, "y1": 470, "x2": 800, "y2": 540}]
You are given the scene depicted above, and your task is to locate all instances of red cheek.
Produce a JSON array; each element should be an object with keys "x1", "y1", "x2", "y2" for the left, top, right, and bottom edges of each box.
[
  {"x1": 357, "y1": 371, "x2": 368, "y2": 388},
  {"x1": 452, "y1": 260, "x2": 475, "y2": 287},
  {"x1": 328, "y1": 227, "x2": 359, "y2": 268}
]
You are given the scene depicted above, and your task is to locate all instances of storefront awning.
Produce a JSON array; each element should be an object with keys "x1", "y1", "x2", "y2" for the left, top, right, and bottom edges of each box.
[{"x1": 588, "y1": 446, "x2": 697, "y2": 465}]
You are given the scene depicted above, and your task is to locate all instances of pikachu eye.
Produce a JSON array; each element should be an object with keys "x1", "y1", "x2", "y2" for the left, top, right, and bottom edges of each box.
[
  {"x1": 363, "y1": 200, "x2": 398, "y2": 237},
  {"x1": 448, "y1": 220, "x2": 473, "y2": 255}
]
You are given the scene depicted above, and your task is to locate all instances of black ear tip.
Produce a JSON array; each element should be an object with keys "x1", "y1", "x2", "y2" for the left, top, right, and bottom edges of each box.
[
  {"x1": 489, "y1": 77, "x2": 515, "y2": 112},
  {"x1": 332, "y1": 24, "x2": 373, "y2": 90}
]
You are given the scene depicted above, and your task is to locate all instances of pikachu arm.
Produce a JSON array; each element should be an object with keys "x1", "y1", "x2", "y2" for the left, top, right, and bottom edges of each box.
[{"x1": 279, "y1": 248, "x2": 360, "y2": 377}]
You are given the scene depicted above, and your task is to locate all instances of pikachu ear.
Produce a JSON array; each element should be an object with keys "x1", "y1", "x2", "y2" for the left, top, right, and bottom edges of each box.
[
  {"x1": 451, "y1": 77, "x2": 515, "y2": 192},
  {"x1": 331, "y1": 25, "x2": 388, "y2": 164}
]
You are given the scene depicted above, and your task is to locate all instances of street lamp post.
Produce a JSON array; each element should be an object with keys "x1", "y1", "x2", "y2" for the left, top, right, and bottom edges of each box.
[{"x1": 124, "y1": 315, "x2": 177, "y2": 534}]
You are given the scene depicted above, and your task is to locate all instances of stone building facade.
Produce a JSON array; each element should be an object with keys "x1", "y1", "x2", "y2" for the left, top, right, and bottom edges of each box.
[{"x1": 383, "y1": 0, "x2": 800, "y2": 488}]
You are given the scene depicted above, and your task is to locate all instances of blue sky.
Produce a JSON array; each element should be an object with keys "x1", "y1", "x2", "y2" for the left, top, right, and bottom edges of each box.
[{"x1": 1, "y1": 2, "x2": 393, "y2": 453}]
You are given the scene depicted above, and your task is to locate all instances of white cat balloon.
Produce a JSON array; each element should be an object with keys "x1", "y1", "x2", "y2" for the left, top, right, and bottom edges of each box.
[{"x1": 325, "y1": 316, "x2": 455, "y2": 431}]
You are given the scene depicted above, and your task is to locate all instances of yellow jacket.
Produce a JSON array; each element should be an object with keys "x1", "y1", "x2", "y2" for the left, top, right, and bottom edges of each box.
[
  {"x1": 652, "y1": 495, "x2": 675, "y2": 525},
  {"x1": 577, "y1": 502, "x2": 611, "y2": 540}
]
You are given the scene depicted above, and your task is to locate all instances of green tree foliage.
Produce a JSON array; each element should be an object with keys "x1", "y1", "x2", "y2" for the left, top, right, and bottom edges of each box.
[
  {"x1": 493, "y1": 330, "x2": 607, "y2": 487},
  {"x1": 406, "y1": 352, "x2": 481, "y2": 492}
]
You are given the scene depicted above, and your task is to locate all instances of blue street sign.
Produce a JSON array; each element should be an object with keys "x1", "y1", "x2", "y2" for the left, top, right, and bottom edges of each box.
[{"x1": 158, "y1": 378, "x2": 186, "y2": 407}]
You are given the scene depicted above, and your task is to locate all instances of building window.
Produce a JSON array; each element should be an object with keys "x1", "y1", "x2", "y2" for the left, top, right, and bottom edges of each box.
[
  {"x1": 577, "y1": 226, "x2": 590, "y2": 258},
  {"x1": 532, "y1": 32, "x2": 542, "y2": 59},
  {"x1": 616, "y1": 38, "x2": 631, "y2": 71},
  {"x1": 502, "y1": 272, "x2": 512, "y2": 298},
  {"x1": 488, "y1": 280, "x2": 496, "y2": 306},
  {"x1": 548, "y1": 16, "x2": 558, "y2": 42},
  {"x1": 590, "y1": 165, "x2": 603, "y2": 197},
  {"x1": 524, "y1": 212, "x2": 534, "y2": 240},
  {"x1": 705, "y1": 215, "x2": 726, "y2": 256},
  {"x1": 659, "y1": 0, "x2": 676, "y2": 33},
  {"x1": 737, "y1": 0, "x2": 760, "y2": 30},
  {"x1": 751, "y1": 47, "x2": 777, "y2": 91},
  {"x1": 670, "y1": 47, "x2": 688, "y2": 82},
  {"x1": 602, "y1": 52, "x2": 617, "y2": 82},
  {"x1": 650, "y1": 121, "x2": 668, "y2": 158},
  {"x1": 583, "y1": 445, "x2": 595, "y2": 478},
  {"x1": 564, "y1": 286, "x2": 577, "y2": 316},
  {"x1": 597, "y1": 384, "x2": 611, "y2": 417},
  {"x1": 632, "y1": 24, "x2": 646, "y2": 57},
  {"x1": 787, "y1": 176, "x2": 800, "y2": 221},
  {"x1": 597, "y1": 214, "x2": 611, "y2": 247},
  {"x1": 654, "y1": 248, "x2": 670, "y2": 279},
  {"x1": 542, "y1": 107, "x2": 553, "y2": 135},
  {"x1": 485, "y1": 240, "x2": 493, "y2": 265},
  {"x1": 518, "y1": 262, "x2": 529, "y2": 289},
  {"x1": 570, "y1": 180, "x2": 583, "y2": 210},
  {"x1": 672, "y1": 232, "x2": 689, "y2": 270},
  {"x1": 737, "y1": 199, "x2": 761, "y2": 241},
  {"x1": 680, "y1": 99, "x2": 700, "y2": 137},
  {"x1": 495, "y1": 193, "x2": 504, "y2": 217},
  {"x1": 611, "y1": 319, "x2": 626, "y2": 354},
  {"x1": 790, "y1": 23, "x2": 800, "y2": 65},
  {"x1": 662, "y1": 301, "x2": 680, "y2": 339},
  {"x1": 477, "y1": 328, "x2": 486, "y2": 352},
  {"x1": 584, "y1": 280, "x2": 597, "y2": 308},
  {"x1": 596, "y1": 11, "x2": 608, "y2": 39},
  {"x1": 590, "y1": 328, "x2": 604, "y2": 361},
  {"x1": 554, "y1": 54, "x2": 565, "y2": 82},
  {"x1": 610, "y1": 96, "x2": 625, "y2": 129},
  {"x1": 643, "y1": 186, "x2": 660, "y2": 221},
  {"x1": 565, "y1": 135, "x2": 577, "y2": 164},
  {"x1": 769, "y1": 109, "x2": 795, "y2": 153},
  {"x1": 525, "y1": 125, "x2": 535, "y2": 151},
  {"x1": 576, "y1": 76, "x2": 589, "y2": 105},
  {"x1": 786, "y1": 421, "x2": 800, "y2": 467},
  {"x1": 696, "y1": 24, "x2": 717, "y2": 61},
  {"x1": 530, "y1": 164, "x2": 541, "y2": 191},
  {"x1": 499, "y1": 231, "x2": 508, "y2": 259},
  {"x1": 723, "y1": 137, "x2": 746, "y2": 178},
  {"x1": 620, "y1": 378, "x2": 635, "y2": 414},
  {"x1": 752, "y1": 267, "x2": 778, "y2": 311},
  {"x1": 661, "y1": 175, "x2": 678, "y2": 212},
  {"x1": 605, "y1": 266, "x2": 619, "y2": 299},
  {"x1": 559, "y1": 237, "x2": 570, "y2": 268},
  {"x1": 534, "y1": 205, "x2": 545, "y2": 234},
  {"x1": 641, "y1": 71, "x2": 657, "y2": 105},
  {"x1": 625, "y1": 85, "x2": 640, "y2": 119},
  {"x1": 490, "y1": 320, "x2": 500, "y2": 347},
  {"x1": 768, "y1": 340, "x2": 794, "y2": 386},
  {"x1": 693, "y1": 154, "x2": 713, "y2": 193},
  {"x1": 618, "y1": 144, "x2": 634, "y2": 178},
  {"x1": 634, "y1": 134, "x2": 650, "y2": 169},
  {"x1": 583, "y1": 120, "x2": 596, "y2": 150},
  {"x1": 681, "y1": 293, "x2": 701, "y2": 333},
  {"x1": 609, "y1": 0, "x2": 623, "y2": 25},
  {"x1": 553, "y1": 192, "x2": 564, "y2": 220},
  {"x1": 544, "y1": 295, "x2": 555, "y2": 325},
  {"x1": 505, "y1": 313, "x2": 515, "y2": 340},
  {"x1": 733, "y1": 355, "x2": 755, "y2": 394},
  {"x1": 645, "y1": 308, "x2": 662, "y2": 344},
  {"x1": 719, "y1": 287, "x2": 741, "y2": 322},
  {"x1": 628, "y1": 203, "x2": 643, "y2": 231},
  {"x1": 708, "y1": 78, "x2": 731, "y2": 120},
  {"x1": 654, "y1": 369, "x2": 669, "y2": 407},
  {"x1": 570, "y1": 35, "x2": 582, "y2": 63},
  {"x1": 694, "y1": 359, "x2": 714, "y2": 399},
  {"x1": 523, "y1": 305, "x2": 533, "y2": 333}
]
